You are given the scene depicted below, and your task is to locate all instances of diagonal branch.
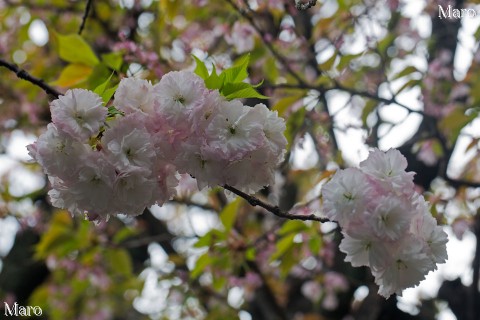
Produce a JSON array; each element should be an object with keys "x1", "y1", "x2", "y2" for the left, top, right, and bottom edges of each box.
[
  {"x1": 224, "y1": 0, "x2": 307, "y2": 84},
  {"x1": 78, "y1": 0, "x2": 94, "y2": 35},
  {"x1": 223, "y1": 185, "x2": 328, "y2": 222},
  {"x1": 0, "y1": 59, "x2": 61, "y2": 98}
]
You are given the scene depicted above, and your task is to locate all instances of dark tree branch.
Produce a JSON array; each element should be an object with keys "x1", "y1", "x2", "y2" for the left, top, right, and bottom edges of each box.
[
  {"x1": 442, "y1": 176, "x2": 480, "y2": 189},
  {"x1": 223, "y1": 185, "x2": 329, "y2": 222},
  {"x1": 247, "y1": 261, "x2": 288, "y2": 320},
  {"x1": 0, "y1": 59, "x2": 61, "y2": 99},
  {"x1": 469, "y1": 213, "x2": 480, "y2": 320},
  {"x1": 78, "y1": 0, "x2": 94, "y2": 35}
]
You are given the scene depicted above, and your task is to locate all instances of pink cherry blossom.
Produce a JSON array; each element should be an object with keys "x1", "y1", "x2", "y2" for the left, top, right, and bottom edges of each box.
[
  {"x1": 360, "y1": 148, "x2": 415, "y2": 192},
  {"x1": 101, "y1": 113, "x2": 156, "y2": 172},
  {"x1": 114, "y1": 77, "x2": 155, "y2": 114},
  {"x1": 28, "y1": 70, "x2": 288, "y2": 220},
  {"x1": 324, "y1": 148, "x2": 448, "y2": 298},
  {"x1": 153, "y1": 70, "x2": 206, "y2": 128},
  {"x1": 27, "y1": 123, "x2": 89, "y2": 178},
  {"x1": 50, "y1": 89, "x2": 107, "y2": 140},
  {"x1": 226, "y1": 21, "x2": 256, "y2": 53},
  {"x1": 321, "y1": 168, "x2": 371, "y2": 225},
  {"x1": 204, "y1": 101, "x2": 265, "y2": 161},
  {"x1": 373, "y1": 237, "x2": 435, "y2": 298}
]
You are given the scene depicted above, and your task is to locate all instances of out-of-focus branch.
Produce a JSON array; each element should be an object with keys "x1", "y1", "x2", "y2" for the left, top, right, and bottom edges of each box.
[
  {"x1": 331, "y1": 81, "x2": 425, "y2": 117},
  {"x1": 469, "y1": 213, "x2": 480, "y2": 320},
  {"x1": 0, "y1": 59, "x2": 61, "y2": 98},
  {"x1": 223, "y1": 185, "x2": 329, "y2": 222},
  {"x1": 78, "y1": 0, "x2": 94, "y2": 35},
  {"x1": 224, "y1": 0, "x2": 306, "y2": 85},
  {"x1": 442, "y1": 176, "x2": 480, "y2": 189},
  {"x1": 247, "y1": 261, "x2": 288, "y2": 320},
  {"x1": 295, "y1": 0, "x2": 317, "y2": 11}
]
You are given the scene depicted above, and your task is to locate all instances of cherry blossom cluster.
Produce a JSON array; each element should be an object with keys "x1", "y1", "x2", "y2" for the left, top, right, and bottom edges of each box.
[
  {"x1": 28, "y1": 71, "x2": 287, "y2": 220},
  {"x1": 321, "y1": 149, "x2": 448, "y2": 298}
]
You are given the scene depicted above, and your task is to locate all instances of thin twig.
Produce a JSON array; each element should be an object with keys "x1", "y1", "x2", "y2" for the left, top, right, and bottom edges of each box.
[
  {"x1": 78, "y1": 0, "x2": 94, "y2": 35},
  {"x1": 225, "y1": 0, "x2": 306, "y2": 84},
  {"x1": 0, "y1": 58, "x2": 61, "y2": 98},
  {"x1": 330, "y1": 81, "x2": 425, "y2": 116},
  {"x1": 223, "y1": 185, "x2": 329, "y2": 222}
]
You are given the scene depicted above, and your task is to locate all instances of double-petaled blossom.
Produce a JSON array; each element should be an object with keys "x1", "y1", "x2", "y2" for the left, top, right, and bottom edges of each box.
[
  {"x1": 322, "y1": 148, "x2": 448, "y2": 298},
  {"x1": 28, "y1": 71, "x2": 287, "y2": 220},
  {"x1": 50, "y1": 89, "x2": 107, "y2": 140}
]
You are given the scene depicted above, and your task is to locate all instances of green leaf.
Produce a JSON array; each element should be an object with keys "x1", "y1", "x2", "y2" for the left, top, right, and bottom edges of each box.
[
  {"x1": 101, "y1": 52, "x2": 123, "y2": 70},
  {"x1": 220, "y1": 198, "x2": 241, "y2": 232},
  {"x1": 278, "y1": 220, "x2": 308, "y2": 236},
  {"x1": 101, "y1": 84, "x2": 118, "y2": 104},
  {"x1": 191, "y1": 252, "x2": 211, "y2": 279},
  {"x1": 319, "y1": 52, "x2": 337, "y2": 70},
  {"x1": 112, "y1": 227, "x2": 138, "y2": 244},
  {"x1": 279, "y1": 246, "x2": 297, "y2": 278},
  {"x1": 270, "y1": 233, "x2": 295, "y2": 261},
  {"x1": 105, "y1": 248, "x2": 133, "y2": 276},
  {"x1": 245, "y1": 247, "x2": 256, "y2": 261},
  {"x1": 212, "y1": 275, "x2": 227, "y2": 291},
  {"x1": 35, "y1": 212, "x2": 73, "y2": 259},
  {"x1": 392, "y1": 66, "x2": 420, "y2": 80},
  {"x1": 361, "y1": 100, "x2": 377, "y2": 126},
  {"x1": 193, "y1": 55, "x2": 209, "y2": 80},
  {"x1": 272, "y1": 92, "x2": 305, "y2": 116},
  {"x1": 50, "y1": 63, "x2": 93, "y2": 87},
  {"x1": 93, "y1": 72, "x2": 114, "y2": 96},
  {"x1": 337, "y1": 52, "x2": 363, "y2": 70},
  {"x1": 308, "y1": 236, "x2": 322, "y2": 253},
  {"x1": 377, "y1": 34, "x2": 395, "y2": 55},
  {"x1": 194, "y1": 231, "x2": 213, "y2": 248},
  {"x1": 224, "y1": 86, "x2": 269, "y2": 100},
  {"x1": 56, "y1": 33, "x2": 100, "y2": 67},
  {"x1": 439, "y1": 109, "x2": 478, "y2": 144},
  {"x1": 221, "y1": 82, "x2": 250, "y2": 96},
  {"x1": 285, "y1": 107, "x2": 306, "y2": 148},
  {"x1": 395, "y1": 79, "x2": 421, "y2": 95},
  {"x1": 223, "y1": 54, "x2": 250, "y2": 83},
  {"x1": 108, "y1": 106, "x2": 124, "y2": 117},
  {"x1": 204, "y1": 65, "x2": 225, "y2": 90},
  {"x1": 264, "y1": 57, "x2": 279, "y2": 82}
]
